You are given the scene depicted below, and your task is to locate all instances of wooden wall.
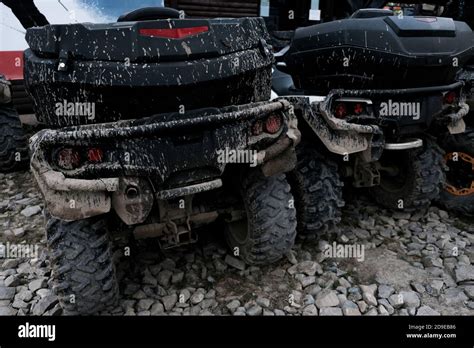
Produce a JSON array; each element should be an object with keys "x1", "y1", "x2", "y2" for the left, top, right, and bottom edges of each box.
[{"x1": 164, "y1": 0, "x2": 261, "y2": 18}]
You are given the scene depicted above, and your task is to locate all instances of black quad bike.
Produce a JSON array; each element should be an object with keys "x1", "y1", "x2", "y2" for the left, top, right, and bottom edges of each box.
[
  {"x1": 273, "y1": 12, "x2": 473, "y2": 233},
  {"x1": 25, "y1": 7, "x2": 301, "y2": 315}
]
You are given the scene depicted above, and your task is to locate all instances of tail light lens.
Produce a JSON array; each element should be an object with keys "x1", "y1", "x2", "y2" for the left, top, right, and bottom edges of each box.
[
  {"x1": 56, "y1": 148, "x2": 81, "y2": 170},
  {"x1": 354, "y1": 103, "x2": 364, "y2": 115},
  {"x1": 334, "y1": 103, "x2": 348, "y2": 119},
  {"x1": 251, "y1": 114, "x2": 283, "y2": 136},
  {"x1": 55, "y1": 147, "x2": 105, "y2": 170},
  {"x1": 333, "y1": 100, "x2": 371, "y2": 118},
  {"x1": 444, "y1": 91, "x2": 457, "y2": 105},
  {"x1": 139, "y1": 26, "x2": 209, "y2": 39},
  {"x1": 265, "y1": 114, "x2": 282, "y2": 134},
  {"x1": 87, "y1": 148, "x2": 103, "y2": 163}
]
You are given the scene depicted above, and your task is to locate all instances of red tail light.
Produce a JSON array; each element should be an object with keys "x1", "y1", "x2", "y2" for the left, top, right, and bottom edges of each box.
[
  {"x1": 444, "y1": 91, "x2": 457, "y2": 104},
  {"x1": 56, "y1": 148, "x2": 81, "y2": 170},
  {"x1": 334, "y1": 103, "x2": 348, "y2": 119},
  {"x1": 251, "y1": 115, "x2": 282, "y2": 135},
  {"x1": 265, "y1": 114, "x2": 282, "y2": 134},
  {"x1": 88, "y1": 148, "x2": 103, "y2": 163},
  {"x1": 139, "y1": 26, "x2": 209, "y2": 39},
  {"x1": 354, "y1": 103, "x2": 364, "y2": 115}
]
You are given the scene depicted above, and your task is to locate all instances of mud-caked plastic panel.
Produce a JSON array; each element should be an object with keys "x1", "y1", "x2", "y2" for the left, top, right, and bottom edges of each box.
[{"x1": 24, "y1": 17, "x2": 274, "y2": 127}]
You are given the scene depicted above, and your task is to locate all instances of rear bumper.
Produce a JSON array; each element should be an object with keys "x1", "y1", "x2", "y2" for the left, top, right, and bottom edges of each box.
[
  {"x1": 295, "y1": 82, "x2": 470, "y2": 160},
  {"x1": 329, "y1": 84, "x2": 470, "y2": 137},
  {"x1": 291, "y1": 96, "x2": 382, "y2": 162},
  {"x1": 30, "y1": 100, "x2": 300, "y2": 221}
]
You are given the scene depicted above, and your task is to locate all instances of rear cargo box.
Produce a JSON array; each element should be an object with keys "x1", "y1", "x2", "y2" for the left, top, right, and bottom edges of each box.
[
  {"x1": 284, "y1": 16, "x2": 474, "y2": 93},
  {"x1": 24, "y1": 17, "x2": 273, "y2": 127}
]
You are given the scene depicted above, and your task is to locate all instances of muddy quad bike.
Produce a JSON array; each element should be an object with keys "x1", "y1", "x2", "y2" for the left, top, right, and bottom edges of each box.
[
  {"x1": 0, "y1": 75, "x2": 29, "y2": 172},
  {"x1": 437, "y1": 62, "x2": 474, "y2": 215},
  {"x1": 25, "y1": 7, "x2": 300, "y2": 315},
  {"x1": 273, "y1": 12, "x2": 473, "y2": 232}
]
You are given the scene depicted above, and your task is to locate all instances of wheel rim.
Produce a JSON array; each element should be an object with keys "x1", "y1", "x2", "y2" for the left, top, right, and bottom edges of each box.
[{"x1": 444, "y1": 151, "x2": 474, "y2": 196}]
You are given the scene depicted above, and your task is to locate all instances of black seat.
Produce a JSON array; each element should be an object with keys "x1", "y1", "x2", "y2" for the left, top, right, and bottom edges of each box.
[{"x1": 118, "y1": 7, "x2": 182, "y2": 22}]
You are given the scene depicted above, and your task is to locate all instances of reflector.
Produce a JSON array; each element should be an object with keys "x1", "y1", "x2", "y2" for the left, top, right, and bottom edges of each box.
[
  {"x1": 57, "y1": 148, "x2": 81, "y2": 170},
  {"x1": 334, "y1": 103, "x2": 347, "y2": 119},
  {"x1": 265, "y1": 114, "x2": 282, "y2": 134},
  {"x1": 444, "y1": 91, "x2": 457, "y2": 104},
  {"x1": 88, "y1": 148, "x2": 103, "y2": 163},
  {"x1": 139, "y1": 26, "x2": 209, "y2": 39}
]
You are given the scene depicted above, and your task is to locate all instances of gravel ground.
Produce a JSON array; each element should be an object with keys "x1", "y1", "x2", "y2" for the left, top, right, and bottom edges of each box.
[{"x1": 1, "y1": 171, "x2": 473, "y2": 316}]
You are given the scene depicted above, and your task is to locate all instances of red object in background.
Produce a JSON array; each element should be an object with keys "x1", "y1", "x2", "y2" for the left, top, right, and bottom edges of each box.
[{"x1": 0, "y1": 51, "x2": 24, "y2": 80}]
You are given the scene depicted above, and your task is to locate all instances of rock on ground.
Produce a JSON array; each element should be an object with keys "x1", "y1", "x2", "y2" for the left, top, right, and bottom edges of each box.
[{"x1": 0, "y1": 172, "x2": 473, "y2": 316}]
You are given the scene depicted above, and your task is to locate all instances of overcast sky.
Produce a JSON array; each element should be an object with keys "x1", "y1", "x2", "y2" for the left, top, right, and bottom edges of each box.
[{"x1": 0, "y1": 0, "x2": 163, "y2": 50}]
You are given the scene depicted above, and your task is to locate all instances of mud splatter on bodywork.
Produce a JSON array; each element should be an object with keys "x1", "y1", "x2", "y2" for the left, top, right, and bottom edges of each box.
[
  {"x1": 284, "y1": 16, "x2": 474, "y2": 94},
  {"x1": 24, "y1": 17, "x2": 274, "y2": 127},
  {"x1": 25, "y1": 16, "x2": 300, "y2": 232}
]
